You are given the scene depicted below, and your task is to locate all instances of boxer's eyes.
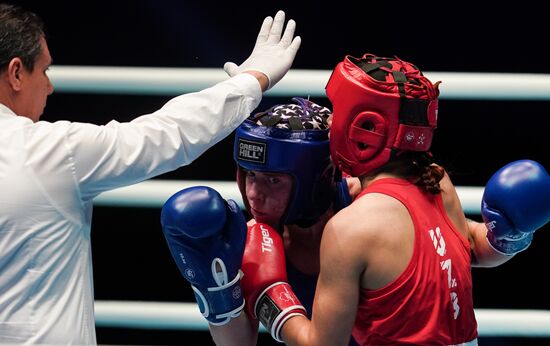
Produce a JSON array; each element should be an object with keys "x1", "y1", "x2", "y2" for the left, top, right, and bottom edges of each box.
[{"x1": 268, "y1": 176, "x2": 280, "y2": 184}]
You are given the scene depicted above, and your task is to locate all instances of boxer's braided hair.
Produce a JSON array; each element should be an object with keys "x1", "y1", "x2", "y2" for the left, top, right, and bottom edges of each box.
[{"x1": 371, "y1": 151, "x2": 445, "y2": 194}]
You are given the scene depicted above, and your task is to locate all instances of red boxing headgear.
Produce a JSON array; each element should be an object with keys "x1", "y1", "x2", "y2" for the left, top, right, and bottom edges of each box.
[{"x1": 326, "y1": 53, "x2": 440, "y2": 177}]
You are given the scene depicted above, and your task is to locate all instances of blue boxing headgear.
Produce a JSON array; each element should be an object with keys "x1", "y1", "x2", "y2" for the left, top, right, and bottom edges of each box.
[{"x1": 234, "y1": 97, "x2": 342, "y2": 227}]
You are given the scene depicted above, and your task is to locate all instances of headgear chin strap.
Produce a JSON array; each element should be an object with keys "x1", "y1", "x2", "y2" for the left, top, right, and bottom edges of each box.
[
  {"x1": 234, "y1": 97, "x2": 338, "y2": 227},
  {"x1": 326, "y1": 53, "x2": 440, "y2": 177}
]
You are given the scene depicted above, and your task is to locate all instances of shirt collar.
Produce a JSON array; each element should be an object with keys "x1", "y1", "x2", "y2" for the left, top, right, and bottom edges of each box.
[{"x1": 0, "y1": 103, "x2": 18, "y2": 117}]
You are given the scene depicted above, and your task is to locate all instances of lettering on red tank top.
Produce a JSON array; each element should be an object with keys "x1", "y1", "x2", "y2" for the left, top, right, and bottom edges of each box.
[{"x1": 428, "y1": 226, "x2": 460, "y2": 320}]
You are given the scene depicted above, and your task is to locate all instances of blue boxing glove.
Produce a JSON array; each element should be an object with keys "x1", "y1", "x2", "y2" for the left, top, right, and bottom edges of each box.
[
  {"x1": 160, "y1": 186, "x2": 247, "y2": 325},
  {"x1": 481, "y1": 160, "x2": 550, "y2": 255}
]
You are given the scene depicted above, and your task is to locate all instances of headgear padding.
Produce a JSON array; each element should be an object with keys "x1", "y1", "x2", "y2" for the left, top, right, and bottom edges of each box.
[
  {"x1": 326, "y1": 53, "x2": 440, "y2": 177},
  {"x1": 233, "y1": 97, "x2": 334, "y2": 227}
]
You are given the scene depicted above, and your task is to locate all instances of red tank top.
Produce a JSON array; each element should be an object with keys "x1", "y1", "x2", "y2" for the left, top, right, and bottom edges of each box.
[{"x1": 352, "y1": 178, "x2": 477, "y2": 345}]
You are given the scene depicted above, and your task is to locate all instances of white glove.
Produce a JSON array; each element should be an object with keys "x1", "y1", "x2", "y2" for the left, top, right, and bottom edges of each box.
[{"x1": 223, "y1": 10, "x2": 301, "y2": 90}]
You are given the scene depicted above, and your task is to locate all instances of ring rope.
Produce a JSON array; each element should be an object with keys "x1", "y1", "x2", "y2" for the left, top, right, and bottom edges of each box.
[
  {"x1": 94, "y1": 300, "x2": 550, "y2": 337},
  {"x1": 93, "y1": 180, "x2": 484, "y2": 215},
  {"x1": 48, "y1": 66, "x2": 550, "y2": 100}
]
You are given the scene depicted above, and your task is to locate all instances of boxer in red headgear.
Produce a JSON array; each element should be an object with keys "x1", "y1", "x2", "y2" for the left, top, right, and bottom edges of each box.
[
  {"x1": 233, "y1": 53, "x2": 550, "y2": 346},
  {"x1": 327, "y1": 53, "x2": 439, "y2": 177}
]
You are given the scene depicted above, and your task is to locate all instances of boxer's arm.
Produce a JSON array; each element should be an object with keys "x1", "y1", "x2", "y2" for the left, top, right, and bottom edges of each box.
[
  {"x1": 466, "y1": 218, "x2": 513, "y2": 267},
  {"x1": 209, "y1": 313, "x2": 259, "y2": 346},
  {"x1": 281, "y1": 211, "x2": 363, "y2": 346},
  {"x1": 438, "y1": 171, "x2": 514, "y2": 267}
]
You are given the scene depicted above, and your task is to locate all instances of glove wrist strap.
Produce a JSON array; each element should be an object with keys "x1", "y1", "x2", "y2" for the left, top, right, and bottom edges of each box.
[
  {"x1": 255, "y1": 282, "x2": 306, "y2": 342},
  {"x1": 483, "y1": 205, "x2": 534, "y2": 256},
  {"x1": 192, "y1": 270, "x2": 245, "y2": 325},
  {"x1": 486, "y1": 232, "x2": 533, "y2": 256}
]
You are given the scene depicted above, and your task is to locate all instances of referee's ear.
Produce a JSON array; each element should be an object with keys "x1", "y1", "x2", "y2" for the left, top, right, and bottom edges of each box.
[{"x1": 6, "y1": 57, "x2": 24, "y2": 91}]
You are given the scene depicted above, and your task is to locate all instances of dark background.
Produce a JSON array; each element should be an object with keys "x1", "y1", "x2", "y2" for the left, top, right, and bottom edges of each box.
[{"x1": 12, "y1": 1, "x2": 550, "y2": 345}]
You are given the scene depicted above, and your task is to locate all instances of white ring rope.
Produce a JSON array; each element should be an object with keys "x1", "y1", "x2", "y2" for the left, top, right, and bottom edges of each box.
[
  {"x1": 48, "y1": 66, "x2": 550, "y2": 100},
  {"x1": 93, "y1": 180, "x2": 484, "y2": 215},
  {"x1": 94, "y1": 301, "x2": 550, "y2": 337}
]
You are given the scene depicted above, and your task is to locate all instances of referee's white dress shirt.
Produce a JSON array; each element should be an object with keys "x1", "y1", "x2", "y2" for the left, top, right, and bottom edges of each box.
[{"x1": 0, "y1": 73, "x2": 261, "y2": 345}]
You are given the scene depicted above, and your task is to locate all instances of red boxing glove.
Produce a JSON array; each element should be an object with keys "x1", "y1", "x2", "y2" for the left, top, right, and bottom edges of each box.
[{"x1": 241, "y1": 223, "x2": 306, "y2": 342}]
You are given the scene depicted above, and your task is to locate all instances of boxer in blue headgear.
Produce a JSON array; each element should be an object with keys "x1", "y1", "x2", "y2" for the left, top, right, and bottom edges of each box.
[
  {"x1": 160, "y1": 98, "x2": 358, "y2": 345},
  {"x1": 233, "y1": 97, "x2": 351, "y2": 229}
]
